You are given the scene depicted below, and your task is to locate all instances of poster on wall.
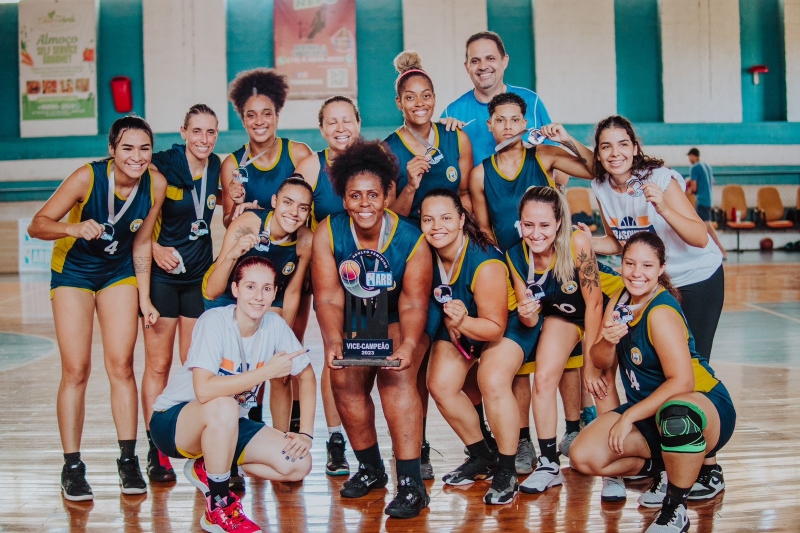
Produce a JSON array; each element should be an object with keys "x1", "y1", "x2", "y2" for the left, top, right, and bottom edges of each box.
[
  {"x1": 274, "y1": 0, "x2": 357, "y2": 100},
  {"x1": 18, "y1": 0, "x2": 98, "y2": 138}
]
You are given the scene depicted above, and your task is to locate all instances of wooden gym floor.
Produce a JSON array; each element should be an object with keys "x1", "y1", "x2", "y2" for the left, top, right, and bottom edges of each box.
[{"x1": 0, "y1": 253, "x2": 799, "y2": 532}]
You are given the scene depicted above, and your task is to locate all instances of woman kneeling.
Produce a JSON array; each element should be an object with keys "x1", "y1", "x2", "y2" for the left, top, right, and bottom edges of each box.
[
  {"x1": 151, "y1": 256, "x2": 316, "y2": 533},
  {"x1": 569, "y1": 232, "x2": 735, "y2": 533}
]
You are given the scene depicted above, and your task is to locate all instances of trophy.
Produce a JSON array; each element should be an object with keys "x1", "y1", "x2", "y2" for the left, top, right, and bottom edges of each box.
[{"x1": 334, "y1": 249, "x2": 397, "y2": 367}]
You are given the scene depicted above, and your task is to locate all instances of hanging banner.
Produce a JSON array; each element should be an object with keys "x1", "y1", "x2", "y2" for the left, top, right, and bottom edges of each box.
[
  {"x1": 18, "y1": 0, "x2": 98, "y2": 138},
  {"x1": 274, "y1": 0, "x2": 357, "y2": 100}
]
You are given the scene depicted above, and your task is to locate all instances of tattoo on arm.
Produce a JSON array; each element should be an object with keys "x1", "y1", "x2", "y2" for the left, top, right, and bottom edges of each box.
[
  {"x1": 577, "y1": 249, "x2": 599, "y2": 292},
  {"x1": 133, "y1": 256, "x2": 149, "y2": 274},
  {"x1": 562, "y1": 140, "x2": 587, "y2": 164},
  {"x1": 233, "y1": 225, "x2": 255, "y2": 241}
]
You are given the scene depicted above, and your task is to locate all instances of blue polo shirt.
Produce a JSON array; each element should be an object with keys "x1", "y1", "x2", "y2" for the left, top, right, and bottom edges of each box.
[
  {"x1": 441, "y1": 84, "x2": 551, "y2": 167},
  {"x1": 690, "y1": 161, "x2": 714, "y2": 207}
]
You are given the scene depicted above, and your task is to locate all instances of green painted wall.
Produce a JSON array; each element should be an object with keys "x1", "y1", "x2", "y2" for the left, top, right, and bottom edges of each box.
[
  {"x1": 615, "y1": 0, "x2": 662, "y2": 122},
  {"x1": 0, "y1": 5, "x2": 20, "y2": 139},
  {"x1": 739, "y1": 0, "x2": 786, "y2": 122},
  {"x1": 487, "y1": 0, "x2": 535, "y2": 90}
]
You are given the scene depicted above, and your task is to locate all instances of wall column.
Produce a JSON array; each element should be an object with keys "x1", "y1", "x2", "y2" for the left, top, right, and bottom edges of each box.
[{"x1": 785, "y1": 0, "x2": 800, "y2": 122}]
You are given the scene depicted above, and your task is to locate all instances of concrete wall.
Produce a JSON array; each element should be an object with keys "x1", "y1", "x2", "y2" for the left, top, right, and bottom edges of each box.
[
  {"x1": 660, "y1": 0, "x2": 742, "y2": 123},
  {"x1": 534, "y1": 0, "x2": 617, "y2": 124}
]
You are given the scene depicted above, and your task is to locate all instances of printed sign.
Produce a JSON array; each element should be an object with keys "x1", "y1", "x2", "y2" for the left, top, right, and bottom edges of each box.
[
  {"x1": 274, "y1": 0, "x2": 357, "y2": 99},
  {"x1": 18, "y1": 0, "x2": 97, "y2": 137},
  {"x1": 18, "y1": 218, "x2": 53, "y2": 273}
]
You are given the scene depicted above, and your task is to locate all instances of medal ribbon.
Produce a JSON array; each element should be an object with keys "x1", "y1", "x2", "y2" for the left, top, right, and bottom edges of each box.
[
  {"x1": 107, "y1": 167, "x2": 140, "y2": 225},
  {"x1": 233, "y1": 310, "x2": 265, "y2": 403},
  {"x1": 435, "y1": 235, "x2": 466, "y2": 286},
  {"x1": 615, "y1": 288, "x2": 658, "y2": 314},
  {"x1": 261, "y1": 212, "x2": 291, "y2": 247},
  {"x1": 190, "y1": 159, "x2": 209, "y2": 221},
  {"x1": 238, "y1": 144, "x2": 270, "y2": 172},
  {"x1": 526, "y1": 247, "x2": 552, "y2": 292},
  {"x1": 404, "y1": 122, "x2": 436, "y2": 155},
  {"x1": 350, "y1": 212, "x2": 391, "y2": 274}
]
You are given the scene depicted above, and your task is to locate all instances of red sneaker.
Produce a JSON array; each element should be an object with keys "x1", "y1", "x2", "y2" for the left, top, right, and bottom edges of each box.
[
  {"x1": 201, "y1": 492, "x2": 261, "y2": 533},
  {"x1": 184, "y1": 457, "x2": 209, "y2": 494}
]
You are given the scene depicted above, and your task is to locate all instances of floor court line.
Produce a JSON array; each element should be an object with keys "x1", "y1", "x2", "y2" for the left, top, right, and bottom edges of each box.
[{"x1": 744, "y1": 302, "x2": 800, "y2": 324}]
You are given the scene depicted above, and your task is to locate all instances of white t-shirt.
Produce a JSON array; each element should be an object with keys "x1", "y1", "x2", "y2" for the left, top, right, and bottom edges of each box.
[
  {"x1": 591, "y1": 166, "x2": 722, "y2": 287},
  {"x1": 153, "y1": 305, "x2": 310, "y2": 417}
]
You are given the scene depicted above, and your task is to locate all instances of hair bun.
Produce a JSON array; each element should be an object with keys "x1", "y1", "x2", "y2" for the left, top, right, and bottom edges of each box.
[{"x1": 393, "y1": 50, "x2": 423, "y2": 74}]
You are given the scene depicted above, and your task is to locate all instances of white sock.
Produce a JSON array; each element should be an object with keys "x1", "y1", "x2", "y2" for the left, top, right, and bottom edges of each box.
[
  {"x1": 328, "y1": 425, "x2": 344, "y2": 437},
  {"x1": 207, "y1": 472, "x2": 231, "y2": 483}
]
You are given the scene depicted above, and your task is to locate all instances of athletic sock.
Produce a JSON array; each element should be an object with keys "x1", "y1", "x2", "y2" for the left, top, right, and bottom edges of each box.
[
  {"x1": 248, "y1": 405, "x2": 263, "y2": 424},
  {"x1": 497, "y1": 452, "x2": 515, "y2": 472},
  {"x1": 327, "y1": 425, "x2": 344, "y2": 437},
  {"x1": 636, "y1": 458, "x2": 664, "y2": 477},
  {"x1": 565, "y1": 419, "x2": 581, "y2": 434},
  {"x1": 395, "y1": 458, "x2": 423, "y2": 487},
  {"x1": 207, "y1": 472, "x2": 231, "y2": 508},
  {"x1": 146, "y1": 430, "x2": 157, "y2": 452},
  {"x1": 519, "y1": 427, "x2": 531, "y2": 441},
  {"x1": 353, "y1": 443, "x2": 383, "y2": 471},
  {"x1": 465, "y1": 440, "x2": 492, "y2": 460},
  {"x1": 290, "y1": 400, "x2": 301, "y2": 422},
  {"x1": 64, "y1": 452, "x2": 81, "y2": 467},
  {"x1": 118, "y1": 440, "x2": 136, "y2": 461},
  {"x1": 665, "y1": 481, "x2": 691, "y2": 506},
  {"x1": 538, "y1": 438, "x2": 559, "y2": 464},
  {"x1": 422, "y1": 417, "x2": 427, "y2": 442},
  {"x1": 474, "y1": 402, "x2": 492, "y2": 438}
]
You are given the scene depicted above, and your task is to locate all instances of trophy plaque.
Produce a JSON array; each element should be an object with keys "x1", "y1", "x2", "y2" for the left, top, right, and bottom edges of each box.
[{"x1": 334, "y1": 249, "x2": 397, "y2": 367}]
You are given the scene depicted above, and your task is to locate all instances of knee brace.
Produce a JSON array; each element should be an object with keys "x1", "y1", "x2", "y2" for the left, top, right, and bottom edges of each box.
[{"x1": 656, "y1": 400, "x2": 707, "y2": 454}]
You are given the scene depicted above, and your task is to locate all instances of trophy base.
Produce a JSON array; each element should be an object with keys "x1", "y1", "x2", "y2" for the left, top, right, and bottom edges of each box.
[{"x1": 332, "y1": 358, "x2": 401, "y2": 367}]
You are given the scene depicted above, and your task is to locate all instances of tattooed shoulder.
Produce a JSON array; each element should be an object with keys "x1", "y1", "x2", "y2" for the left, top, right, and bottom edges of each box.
[{"x1": 577, "y1": 249, "x2": 599, "y2": 290}]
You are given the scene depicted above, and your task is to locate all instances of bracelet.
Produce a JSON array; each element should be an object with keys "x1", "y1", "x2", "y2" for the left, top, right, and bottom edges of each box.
[{"x1": 298, "y1": 432, "x2": 313, "y2": 440}]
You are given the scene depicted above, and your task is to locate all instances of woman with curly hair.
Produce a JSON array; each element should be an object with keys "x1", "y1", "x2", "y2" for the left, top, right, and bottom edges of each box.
[
  {"x1": 312, "y1": 140, "x2": 433, "y2": 519},
  {"x1": 220, "y1": 68, "x2": 312, "y2": 227}
]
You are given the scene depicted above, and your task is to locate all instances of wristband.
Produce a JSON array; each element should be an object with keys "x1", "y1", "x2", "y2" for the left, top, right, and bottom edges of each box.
[{"x1": 299, "y1": 432, "x2": 313, "y2": 440}]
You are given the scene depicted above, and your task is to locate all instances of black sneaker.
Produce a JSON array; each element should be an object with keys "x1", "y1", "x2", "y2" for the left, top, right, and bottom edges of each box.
[
  {"x1": 688, "y1": 464, "x2": 724, "y2": 501},
  {"x1": 229, "y1": 465, "x2": 245, "y2": 491},
  {"x1": 484, "y1": 467, "x2": 519, "y2": 505},
  {"x1": 326, "y1": 432, "x2": 350, "y2": 476},
  {"x1": 384, "y1": 475, "x2": 430, "y2": 519},
  {"x1": 442, "y1": 453, "x2": 496, "y2": 486},
  {"x1": 117, "y1": 456, "x2": 147, "y2": 495},
  {"x1": 340, "y1": 463, "x2": 388, "y2": 498},
  {"x1": 146, "y1": 447, "x2": 176, "y2": 483},
  {"x1": 61, "y1": 461, "x2": 94, "y2": 501},
  {"x1": 420, "y1": 440, "x2": 434, "y2": 481}
]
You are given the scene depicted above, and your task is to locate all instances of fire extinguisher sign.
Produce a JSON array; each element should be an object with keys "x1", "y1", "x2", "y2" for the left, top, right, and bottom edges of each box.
[{"x1": 18, "y1": 0, "x2": 98, "y2": 138}]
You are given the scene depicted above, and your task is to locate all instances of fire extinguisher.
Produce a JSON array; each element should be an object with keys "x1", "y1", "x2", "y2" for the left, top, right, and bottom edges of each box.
[{"x1": 110, "y1": 76, "x2": 133, "y2": 113}]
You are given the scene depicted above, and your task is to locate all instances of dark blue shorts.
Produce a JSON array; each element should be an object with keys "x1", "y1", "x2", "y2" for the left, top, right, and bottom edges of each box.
[
  {"x1": 614, "y1": 383, "x2": 736, "y2": 460},
  {"x1": 150, "y1": 402, "x2": 266, "y2": 468},
  {"x1": 504, "y1": 312, "x2": 542, "y2": 369},
  {"x1": 50, "y1": 263, "x2": 136, "y2": 298},
  {"x1": 151, "y1": 281, "x2": 204, "y2": 319},
  {"x1": 695, "y1": 204, "x2": 712, "y2": 222}
]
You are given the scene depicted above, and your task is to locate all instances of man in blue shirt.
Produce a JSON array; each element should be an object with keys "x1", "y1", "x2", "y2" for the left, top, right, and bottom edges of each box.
[
  {"x1": 687, "y1": 147, "x2": 727, "y2": 258},
  {"x1": 441, "y1": 31, "x2": 552, "y2": 167}
]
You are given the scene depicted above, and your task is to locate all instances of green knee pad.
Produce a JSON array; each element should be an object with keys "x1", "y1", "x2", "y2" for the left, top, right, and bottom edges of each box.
[{"x1": 656, "y1": 400, "x2": 707, "y2": 454}]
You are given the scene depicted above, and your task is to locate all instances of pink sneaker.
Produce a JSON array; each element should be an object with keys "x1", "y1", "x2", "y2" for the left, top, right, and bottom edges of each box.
[
  {"x1": 201, "y1": 492, "x2": 261, "y2": 533},
  {"x1": 184, "y1": 457, "x2": 209, "y2": 494}
]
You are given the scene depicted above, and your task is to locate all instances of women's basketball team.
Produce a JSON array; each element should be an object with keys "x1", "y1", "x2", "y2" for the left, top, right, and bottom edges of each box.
[{"x1": 30, "y1": 38, "x2": 734, "y2": 533}]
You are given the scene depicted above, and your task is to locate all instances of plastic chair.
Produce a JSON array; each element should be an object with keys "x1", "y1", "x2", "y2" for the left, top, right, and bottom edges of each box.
[
  {"x1": 566, "y1": 188, "x2": 597, "y2": 232},
  {"x1": 721, "y1": 185, "x2": 755, "y2": 251},
  {"x1": 757, "y1": 187, "x2": 793, "y2": 229}
]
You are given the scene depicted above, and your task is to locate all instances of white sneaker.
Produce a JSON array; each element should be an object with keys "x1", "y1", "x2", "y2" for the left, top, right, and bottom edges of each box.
[
  {"x1": 519, "y1": 457, "x2": 563, "y2": 494},
  {"x1": 600, "y1": 476, "x2": 627, "y2": 502},
  {"x1": 645, "y1": 500, "x2": 690, "y2": 532},
  {"x1": 638, "y1": 470, "x2": 667, "y2": 508}
]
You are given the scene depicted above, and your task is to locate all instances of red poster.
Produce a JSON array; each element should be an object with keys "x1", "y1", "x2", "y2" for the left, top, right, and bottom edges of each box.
[{"x1": 274, "y1": 0, "x2": 357, "y2": 100}]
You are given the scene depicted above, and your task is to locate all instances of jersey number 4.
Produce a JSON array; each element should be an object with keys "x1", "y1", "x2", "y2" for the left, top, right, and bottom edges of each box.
[
  {"x1": 625, "y1": 368, "x2": 641, "y2": 391},
  {"x1": 104, "y1": 241, "x2": 119, "y2": 255}
]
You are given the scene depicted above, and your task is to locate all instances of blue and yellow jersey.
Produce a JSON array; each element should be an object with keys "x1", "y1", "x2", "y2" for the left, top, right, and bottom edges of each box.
[
  {"x1": 505, "y1": 230, "x2": 624, "y2": 326},
  {"x1": 151, "y1": 153, "x2": 221, "y2": 285},
  {"x1": 431, "y1": 236, "x2": 514, "y2": 315},
  {"x1": 232, "y1": 139, "x2": 297, "y2": 205},
  {"x1": 203, "y1": 210, "x2": 300, "y2": 304},
  {"x1": 482, "y1": 147, "x2": 555, "y2": 251},
  {"x1": 311, "y1": 149, "x2": 344, "y2": 230},
  {"x1": 327, "y1": 209, "x2": 425, "y2": 317},
  {"x1": 51, "y1": 160, "x2": 155, "y2": 278},
  {"x1": 615, "y1": 288, "x2": 720, "y2": 405},
  {"x1": 383, "y1": 124, "x2": 462, "y2": 223}
]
